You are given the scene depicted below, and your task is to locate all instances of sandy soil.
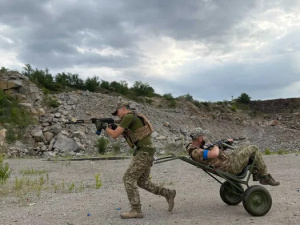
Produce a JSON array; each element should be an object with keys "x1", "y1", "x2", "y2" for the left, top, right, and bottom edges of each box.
[{"x1": 0, "y1": 154, "x2": 299, "y2": 225}]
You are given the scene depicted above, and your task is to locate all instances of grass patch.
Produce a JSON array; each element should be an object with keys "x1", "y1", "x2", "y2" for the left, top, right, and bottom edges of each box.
[
  {"x1": 95, "y1": 173, "x2": 102, "y2": 189},
  {"x1": 277, "y1": 149, "x2": 288, "y2": 155},
  {"x1": 265, "y1": 148, "x2": 271, "y2": 155},
  {"x1": 0, "y1": 155, "x2": 11, "y2": 184},
  {"x1": 20, "y1": 167, "x2": 48, "y2": 175},
  {"x1": 42, "y1": 95, "x2": 60, "y2": 108}
]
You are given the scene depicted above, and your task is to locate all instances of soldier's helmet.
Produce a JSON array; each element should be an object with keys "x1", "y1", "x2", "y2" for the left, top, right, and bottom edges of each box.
[{"x1": 190, "y1": 127, "x2": 210, "y2": 140}]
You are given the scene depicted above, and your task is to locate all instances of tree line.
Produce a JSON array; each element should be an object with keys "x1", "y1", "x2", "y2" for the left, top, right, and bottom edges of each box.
[
  {"x1": 1, "y1": 65, "x2": 251, "y2": 105},
  {"x1": 21, "y1": 64, "x2": 156, "y2": 98}
]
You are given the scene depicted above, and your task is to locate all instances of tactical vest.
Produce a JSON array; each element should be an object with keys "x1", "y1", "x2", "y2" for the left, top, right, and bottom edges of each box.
[{"x1": 123, "y1": 112, "x2": 154, "y2": 148}]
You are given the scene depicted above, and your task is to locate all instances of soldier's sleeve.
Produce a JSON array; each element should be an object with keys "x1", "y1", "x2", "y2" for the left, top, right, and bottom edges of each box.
[
  {"x1": 119, "y1": 114, "x2": 134, "y2": 129},
  {"x1": 191, "y1": 148, "x2": 205, "y2": 162}
]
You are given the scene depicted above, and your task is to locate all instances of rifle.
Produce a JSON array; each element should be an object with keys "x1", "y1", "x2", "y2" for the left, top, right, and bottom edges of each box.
[
  {"x1": 65, "y1": 118, "x2": 120, "y2": 135},
  {"x1": 204, "y1": 137, "x2": 246, "y2": 150}
]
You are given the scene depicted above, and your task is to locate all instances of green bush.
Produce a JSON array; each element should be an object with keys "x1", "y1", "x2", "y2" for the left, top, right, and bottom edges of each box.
[
  {"x1": 43, "y1": 96, "x2": 60, "y2": 108},
  {"x1": 177, "y1": 93, "x2": 193, "y2": 102},
  {"x1": 231, "y1": 105, "x2": 237, "y2": 112},
  {"x1": 168, "y1": 99, "x2": 176, "y2": 108},
  {"x1": 0, "y1": 155, "x2": 11, "y2": 184},
  {"x1": 96, "y1": 137, "x2": 109, "y2": 154},
  {"x1": 192, "y1": 100, "x2": 201, "y2": 108},
  {"x1": 112, "y1": 141, "x2": 121, "y2": 155},
  {"x1": 0, "y1": 90, "x2": 36, "y2": 143},
  {"x1": 163, "y1": 93, "x2": 174, "y2": 101},
  {"x1": 265, "y1": 148, "x2": 271, "y2": 155}
]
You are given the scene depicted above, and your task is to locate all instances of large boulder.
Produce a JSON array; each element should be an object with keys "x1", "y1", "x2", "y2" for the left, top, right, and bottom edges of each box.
[
  {"x1": 53, "y1": 134, "x2": 79, "y2": 152},
  {"x1": 33, "y1": 130, "x2": 45, "y2": 142}
]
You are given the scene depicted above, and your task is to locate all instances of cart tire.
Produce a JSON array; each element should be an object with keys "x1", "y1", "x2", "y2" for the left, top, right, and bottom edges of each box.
[
  {"x1": 220, "y1": 181, "x2": 244, "y2": 205},
  {"x1": 243, "y1": 185, "x2": 272, "y2": 216}
]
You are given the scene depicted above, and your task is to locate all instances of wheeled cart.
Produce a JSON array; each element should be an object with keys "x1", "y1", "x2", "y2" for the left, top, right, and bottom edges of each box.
[{"x1": 155, "y1": 155, "x2": 272, "y2": 216}]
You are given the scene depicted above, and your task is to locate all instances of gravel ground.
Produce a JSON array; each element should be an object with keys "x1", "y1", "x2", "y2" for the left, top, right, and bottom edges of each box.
[{"x1": 0, "y1": 154, "x2": 299, "y2": 225}]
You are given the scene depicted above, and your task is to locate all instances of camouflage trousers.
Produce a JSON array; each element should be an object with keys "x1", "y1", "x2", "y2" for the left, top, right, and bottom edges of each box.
[
  {"x1": 227, "y1": 145, "x2": 268, "y2": 176},
  {"x1": 123, "y1": 151, "x2": 171, "y2": 211}
]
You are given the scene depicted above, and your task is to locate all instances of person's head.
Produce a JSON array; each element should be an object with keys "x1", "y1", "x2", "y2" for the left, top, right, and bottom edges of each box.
[
  {"x1": 111, "y1": 101, "x2": 131, "y2": 119},
  {"x1": 189, "y1": 127, "x2": 210, "y2": 146}
]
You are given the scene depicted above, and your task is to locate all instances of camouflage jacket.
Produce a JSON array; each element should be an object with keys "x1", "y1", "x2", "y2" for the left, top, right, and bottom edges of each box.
[{"x1": 186, "y1": 143, "x2": 230, "y2": 171}]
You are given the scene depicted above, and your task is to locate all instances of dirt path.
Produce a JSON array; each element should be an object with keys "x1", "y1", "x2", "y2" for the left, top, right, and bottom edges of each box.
[{"x1": 0, "y1": 154, "x2": 299, "y2": 225}]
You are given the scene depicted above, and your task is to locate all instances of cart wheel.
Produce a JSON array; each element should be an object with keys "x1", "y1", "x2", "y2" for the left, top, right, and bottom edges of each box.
[
  {"x1": 220, "y1": 181, "x2": 244, "y2": 205},
  {"x1": 243, "y1": 185, "x2": 272, "y2": 216}
]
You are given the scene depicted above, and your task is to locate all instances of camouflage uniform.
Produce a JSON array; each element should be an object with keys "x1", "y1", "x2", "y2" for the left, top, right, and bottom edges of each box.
[
  {"x1": 187, "y1": 127, "x2": 279, "y2": 186},
  {"x1": 120, "y1": 112, "x2": 173, "y2": 212},
  {"x1": 123, "y1": 151, "x2": 171, "y2": 212},
  {"x1": 227, "y1": 145, "x2": 267, "y2": 176},
  {"x1": 187, "y1": 144, "x2": 268, "y2": 176}
]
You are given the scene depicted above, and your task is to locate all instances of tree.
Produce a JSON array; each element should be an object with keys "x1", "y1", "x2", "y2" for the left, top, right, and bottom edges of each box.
[
  {"x1": 178, "y1": 93, "x2": 193, "y2": 101},
  {"x1": 131, "y1": 81, "x2": 155, "y2": 97},
  {"x1": 0, "y1": 67, "x2": 9, "y2": 73},
  {"x1": 85, "y1": 76, "x2": 100, "y2": 92},
  {"x1": 163, "y1": 93, "x2": 174, "y2": 101},
  {"x1": 22, "y1": 64, "x2": 33, "y2": 77},
  {"x1": 237, "y1": 93, "x2": 251, "y2": 104},
  {"x1": 70, "y1": 74, "x2": 85, "y2": 89},
  {"x1": 100, "y1": 80, "x2": 110, "y2": 89},
  {"x1": 109, "y1": 80, "x2": 129, "y2": 94},
  {"x1": 55, "y1": 72, "x2": 71, "y2": 88}
]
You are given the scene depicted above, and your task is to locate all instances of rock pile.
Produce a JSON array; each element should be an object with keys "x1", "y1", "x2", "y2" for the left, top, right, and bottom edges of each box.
[{"x1": 1, "y1": 71, "x2": 300, "y2": 158}]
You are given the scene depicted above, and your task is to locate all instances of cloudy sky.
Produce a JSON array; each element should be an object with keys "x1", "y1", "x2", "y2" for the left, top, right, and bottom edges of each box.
[{"x1": 1, "y1": 0, "x2": 300, "y2": 101}]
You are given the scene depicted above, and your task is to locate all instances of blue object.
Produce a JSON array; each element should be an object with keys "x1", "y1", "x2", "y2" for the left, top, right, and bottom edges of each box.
[
  {"x1": 87, "y1": 213, "x2": 91, "y2": 216},
  {"x1": 203, "y1": 150, "x2": 209, "y2": 160},
  {"x1": 117, "y1": 207, "x2": 121, "y2": 210},
  {"x1": 96, "y1": 131, "x2": 101, "y2": 135}
]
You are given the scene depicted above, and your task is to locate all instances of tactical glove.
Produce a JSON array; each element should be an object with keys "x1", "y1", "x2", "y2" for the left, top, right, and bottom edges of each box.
[
  {"x1": 111, "y1": 123, "x2": 118, "y2": 130},
  {"x1": 96, "y1": 122, "x2": 108, "y2": 135}
]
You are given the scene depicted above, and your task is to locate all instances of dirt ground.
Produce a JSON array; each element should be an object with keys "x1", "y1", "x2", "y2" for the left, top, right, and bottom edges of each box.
[{"x1": 0, "y1": 154, "x2": 299, "y2": 225}]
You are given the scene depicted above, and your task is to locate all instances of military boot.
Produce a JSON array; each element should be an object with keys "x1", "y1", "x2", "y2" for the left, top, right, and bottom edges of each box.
[
  {"x1": 120, "y1": 209, "x2": 144, "y2": 219},
  {"x1": 165, "y1": 189, "x2": 176, "y2": 212},
  {"x1": 259, "y1": 174, "x2": 280, "y2": 186}
]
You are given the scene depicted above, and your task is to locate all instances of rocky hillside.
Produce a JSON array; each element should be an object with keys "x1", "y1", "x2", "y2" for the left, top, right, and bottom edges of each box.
[{"x1": 0, "y1": 71, "x2": 299, "y2": 158}]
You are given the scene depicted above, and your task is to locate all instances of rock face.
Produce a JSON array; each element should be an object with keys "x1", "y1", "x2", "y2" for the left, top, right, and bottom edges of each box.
[
  {"x1": 53, "y1": 134, "x2": 79, "y2": 153},
  {"x1": 1, "y1": 70, "x2": 300, "y2": 158}
]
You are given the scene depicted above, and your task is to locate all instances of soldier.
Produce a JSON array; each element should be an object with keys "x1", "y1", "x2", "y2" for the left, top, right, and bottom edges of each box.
[
  {"x1": 187, "y1": 127, "x2": 280, "y2": 186},
  {"x1": 98, "y1": 101, "x2": 176, "y2": 219}
]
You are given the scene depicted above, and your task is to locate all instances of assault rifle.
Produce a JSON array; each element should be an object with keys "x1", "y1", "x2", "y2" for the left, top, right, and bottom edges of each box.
[
  {"x1": 65, "y1": 118, "x2": 120, "y2": 135},
  {"x1": 204, "y1": 137, "x2": 246, "y2": 150}
]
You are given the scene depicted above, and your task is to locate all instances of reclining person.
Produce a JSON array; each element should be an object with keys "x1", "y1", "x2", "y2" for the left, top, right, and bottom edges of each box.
[{"x1": 186, "y1": 127, "x2": 280, "y2": 186}]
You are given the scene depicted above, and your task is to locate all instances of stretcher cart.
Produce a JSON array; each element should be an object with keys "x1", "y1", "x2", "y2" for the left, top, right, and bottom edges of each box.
[{"x1": 154, "y1": 155, "x2": 272, "y2": 216}]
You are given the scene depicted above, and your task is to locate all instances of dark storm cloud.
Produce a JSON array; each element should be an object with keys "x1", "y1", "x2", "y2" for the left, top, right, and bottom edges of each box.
[
  {"x1": 121, "y1": 0, "x2": 257, "y2": 40},
  {"x1": 0, "y1": 0, "x2": 299, "y2": 100},
  {"x1": 0, "y1": 0, "x2": 260, "y2": 70}
]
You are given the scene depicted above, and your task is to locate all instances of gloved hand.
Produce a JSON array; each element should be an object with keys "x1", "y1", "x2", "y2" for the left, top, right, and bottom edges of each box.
[
  {"x1": 111, "y1": 123, "x2": 118, "y2": 130},
  {"x1": 95, "y1": 122, "x2": 108, "y2": 135}
]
